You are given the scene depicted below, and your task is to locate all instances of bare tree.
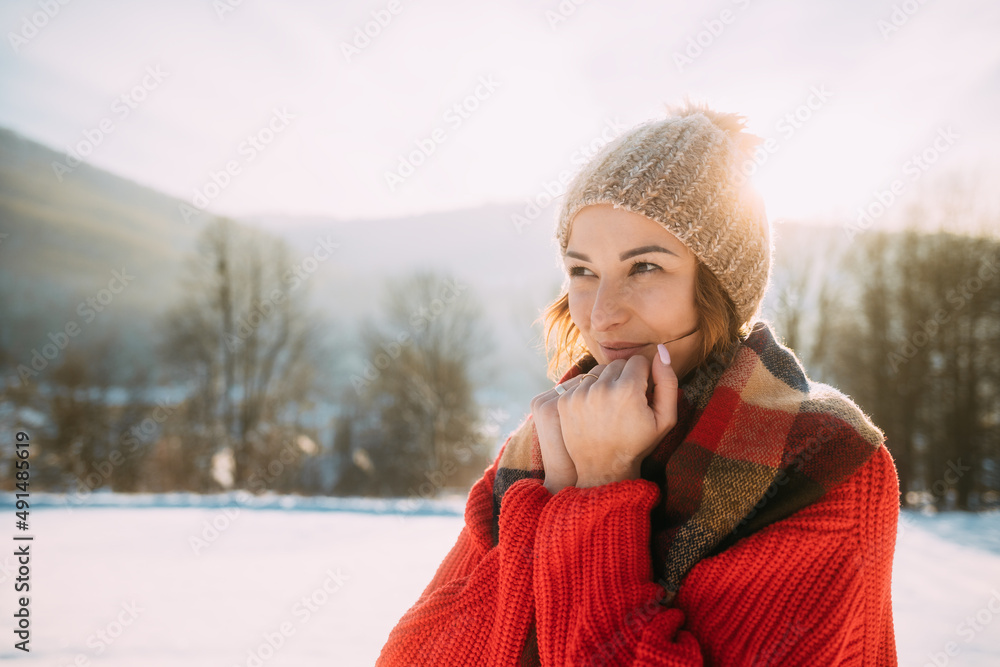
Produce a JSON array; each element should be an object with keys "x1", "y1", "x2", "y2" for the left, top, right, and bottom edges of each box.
[
  {"x1": 157, "y1": 216, "x2": 329, "y2": 490},
  {"x1": 336, "y1": 270, "x2": 495, "y2": 497}
]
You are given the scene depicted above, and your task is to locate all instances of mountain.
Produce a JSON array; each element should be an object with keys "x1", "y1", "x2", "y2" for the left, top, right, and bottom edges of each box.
[{"x1": 0, "y1": 127, "x2": 206, "y2": 380}]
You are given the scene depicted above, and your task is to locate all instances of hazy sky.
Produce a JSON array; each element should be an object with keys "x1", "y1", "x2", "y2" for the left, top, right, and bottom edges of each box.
[{"x1": 1, "y1": 0, "x2": 998, "y2": 225}]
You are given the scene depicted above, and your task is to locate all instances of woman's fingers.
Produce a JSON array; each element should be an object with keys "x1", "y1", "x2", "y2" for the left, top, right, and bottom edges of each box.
[
  {"x1": 531, "y1": 390, "x2": 577, "y2": 491},
  {"x1": 528, "y1": 362, "x2": 621, "y2": 493},
  {"x1": 552, "y1": 372, "x2": 594, "y2": 395},
  {"x1": 646, "y1": 348, "x2": 679, "y2": 434},
  {"x1": 549, "y1": 364, "x2": 611, "y2": 397},
  {"x1": 550, "y1": 355, "x2": 678, "y2": 485}
]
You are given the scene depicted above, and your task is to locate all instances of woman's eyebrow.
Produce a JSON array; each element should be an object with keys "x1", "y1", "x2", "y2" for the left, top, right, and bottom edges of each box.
[{"x1": 564, "y1": 245, "x2": 679, "y2": 261}]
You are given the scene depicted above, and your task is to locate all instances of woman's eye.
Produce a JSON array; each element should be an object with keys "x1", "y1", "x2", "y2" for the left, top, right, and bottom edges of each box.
[
  {"x1": 567, "y1": 265, "x2": 594, "y2": 277},
  {"x1": 631, "y1": 261, "x2": 660, "y2": 274}
]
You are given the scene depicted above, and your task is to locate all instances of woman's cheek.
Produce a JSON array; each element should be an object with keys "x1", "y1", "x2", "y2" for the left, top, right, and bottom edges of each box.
[{"x1": 568, "y1": 291, "x2": 593, "y2": 328}]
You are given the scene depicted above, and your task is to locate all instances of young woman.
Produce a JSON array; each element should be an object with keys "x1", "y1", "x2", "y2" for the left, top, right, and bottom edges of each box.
[{"x1": 377, "y1": 100, "x2": 900, "y2": 666}]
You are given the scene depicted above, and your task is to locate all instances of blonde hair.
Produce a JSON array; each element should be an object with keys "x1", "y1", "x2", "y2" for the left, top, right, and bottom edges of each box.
[{"x1": 538, "y1": 260, "x2": 752, "y2": 382}]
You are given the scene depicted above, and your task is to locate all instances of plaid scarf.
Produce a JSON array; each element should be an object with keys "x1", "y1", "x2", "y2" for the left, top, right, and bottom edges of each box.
[{"x1": 491, "y1": 320, "x2": 886, "y2": 599}]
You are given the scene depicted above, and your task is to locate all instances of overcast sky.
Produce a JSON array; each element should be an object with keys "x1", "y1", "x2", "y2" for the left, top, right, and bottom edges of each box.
[{"x1": 1, "y1": 0, "x2": 998, "y2": 225}]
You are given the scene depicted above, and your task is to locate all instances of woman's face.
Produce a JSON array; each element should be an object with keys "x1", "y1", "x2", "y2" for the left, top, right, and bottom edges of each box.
[{"x1": 564, "y1": 203, "x2": 704, "y2": 380}]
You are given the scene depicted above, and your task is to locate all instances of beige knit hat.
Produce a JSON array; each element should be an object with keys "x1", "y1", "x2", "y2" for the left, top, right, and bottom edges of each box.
[{"x1": 555, "y1": 100, "x2": 773, "y2": 327}]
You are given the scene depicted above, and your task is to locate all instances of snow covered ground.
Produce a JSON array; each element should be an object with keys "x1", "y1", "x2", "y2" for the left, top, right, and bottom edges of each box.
[{"x1": 1, "y1": 492, "x2": 998, "y2": 666}]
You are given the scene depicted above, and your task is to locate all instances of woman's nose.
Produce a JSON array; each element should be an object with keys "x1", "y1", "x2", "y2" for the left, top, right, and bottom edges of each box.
[{"x1": 590, "y1": 281, "x2": 630, "y2": 330}]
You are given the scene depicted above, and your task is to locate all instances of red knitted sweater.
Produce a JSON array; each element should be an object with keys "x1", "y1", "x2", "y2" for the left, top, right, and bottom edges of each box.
[{"x1": 376, "y1": 436, "x2": 900, "y2": 665}]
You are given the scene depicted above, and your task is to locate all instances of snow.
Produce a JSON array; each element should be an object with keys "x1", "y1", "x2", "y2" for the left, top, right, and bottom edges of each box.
[{"x1": 1, "y1": 493, "x2": 998, "y2": 666}]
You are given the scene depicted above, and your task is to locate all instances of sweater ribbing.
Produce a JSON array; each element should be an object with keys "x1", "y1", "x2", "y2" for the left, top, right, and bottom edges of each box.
[{"x1": 377, "y1": 439, "x2": 899, "y2": 665}]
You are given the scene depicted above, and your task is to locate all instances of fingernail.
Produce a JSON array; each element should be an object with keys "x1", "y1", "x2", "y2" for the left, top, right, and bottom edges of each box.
[{"x1": 658, "y1": 343, "x2": 670, "y2": 365}]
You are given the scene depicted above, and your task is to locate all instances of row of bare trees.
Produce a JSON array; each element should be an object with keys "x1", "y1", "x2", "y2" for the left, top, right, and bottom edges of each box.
[
  {"x1": 0, "y1": 216, "x2": 494, "y2": 498},
  {"x1": 831, "y1": 230, "x2": 999, "y2": 510},
  {"x1": 769, "y1": 182, "x2": 999, "y2": 511}
]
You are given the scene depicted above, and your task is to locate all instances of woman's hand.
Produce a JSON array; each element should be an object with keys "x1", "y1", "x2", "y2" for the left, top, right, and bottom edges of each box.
[
  {"x1": 558, "y1": 347, "x2": 679, "y2": 488},
  {"x1": 531, "y1": 379, "x2": 585, "y2": 495}
]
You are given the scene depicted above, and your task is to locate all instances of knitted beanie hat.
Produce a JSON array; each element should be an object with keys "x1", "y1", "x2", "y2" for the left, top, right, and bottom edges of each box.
[{"x1": 555, "y1": 100, "x2": 773, "y2": 327}]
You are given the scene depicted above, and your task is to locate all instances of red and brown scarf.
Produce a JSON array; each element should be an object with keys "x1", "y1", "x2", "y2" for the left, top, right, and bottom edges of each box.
[{"x1": 491, "y1": 320, "x2": 886, "y2": 600}]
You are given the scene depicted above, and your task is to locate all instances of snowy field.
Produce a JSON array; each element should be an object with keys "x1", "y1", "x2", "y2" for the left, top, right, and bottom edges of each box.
[{"x1": 1, "y1": 492, "x2": 998, "y2": 666}]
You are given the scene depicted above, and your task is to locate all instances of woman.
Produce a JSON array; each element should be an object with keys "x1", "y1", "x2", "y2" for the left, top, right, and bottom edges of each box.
[{"x1": 377, "y1": 100, "x2": 900, "y2": 665}]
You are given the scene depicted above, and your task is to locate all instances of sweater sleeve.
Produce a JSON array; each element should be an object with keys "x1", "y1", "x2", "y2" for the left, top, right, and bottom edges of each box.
[
  {"x1": 531, "y1": 444, "x2": 900, "y2": 666},
  {"x1": 376, "y1": 444, "x2": 552, "y2": 667}
]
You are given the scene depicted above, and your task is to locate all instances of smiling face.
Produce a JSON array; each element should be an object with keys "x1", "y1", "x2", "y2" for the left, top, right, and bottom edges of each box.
[{"x1": 563, "y1": 203, "x2": 704, "y2": 380}]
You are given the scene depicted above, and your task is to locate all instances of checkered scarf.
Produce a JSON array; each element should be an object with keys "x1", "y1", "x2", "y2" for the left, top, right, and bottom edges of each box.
[{"x1": 491, "y1": 320, "x2": 886, "y2": 597}]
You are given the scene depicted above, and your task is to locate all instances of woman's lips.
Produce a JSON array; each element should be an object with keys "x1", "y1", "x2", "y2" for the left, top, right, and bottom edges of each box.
[{"x1": 599, "y1": 342, "x2": 649, "y2": 361}]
